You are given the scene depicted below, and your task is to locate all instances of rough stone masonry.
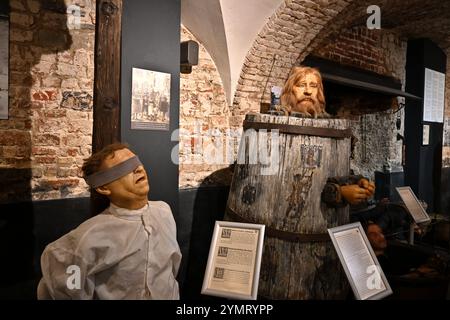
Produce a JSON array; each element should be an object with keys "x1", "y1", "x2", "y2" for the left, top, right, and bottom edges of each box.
[{"x1": 0, "y1": 0, "x2": 95, "y2": 202}]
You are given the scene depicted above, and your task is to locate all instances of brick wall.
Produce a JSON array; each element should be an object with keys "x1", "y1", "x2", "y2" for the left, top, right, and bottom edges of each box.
[
  {"x1": 179, "y1": 9, "x2": 409, "y2": 185},
  {"x1": 312, "y1": 26, "x2": 406, "y2": 79},
  {"x1": 315, "y1": 26, "x2": 385, "y2": 72},
  {"x1": 179, "y1": 26, "x2": 236, "y2": 188},
  {"x1": 311, "y1": 26, "x2": 407, "y2": 179},
  {"x1": 2, "y1": 1, "x2": 443, "y2": 195},
  {"x1": 179, "y1": 0, "x2": 449, "y2": 186},
  {"x1": 231, "y1": 0, "x2": 354, "y2": 118},
  {"x1": 0, "y1": 0, "x2": 95, "y2": 203}
]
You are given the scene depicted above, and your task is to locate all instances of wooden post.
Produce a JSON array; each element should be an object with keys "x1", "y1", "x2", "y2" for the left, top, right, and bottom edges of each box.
[{"x1": 91, "y1": 0, "x2": 123, "y2": 215}]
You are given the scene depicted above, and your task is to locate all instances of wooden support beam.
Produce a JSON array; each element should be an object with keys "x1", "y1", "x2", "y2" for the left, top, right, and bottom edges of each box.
[
  {"x1": 91, "y1": 0, "x2": 122, "y2": 214},
  {"x1": 93, "y1": 0, "x2": 122, "y2": 149}
]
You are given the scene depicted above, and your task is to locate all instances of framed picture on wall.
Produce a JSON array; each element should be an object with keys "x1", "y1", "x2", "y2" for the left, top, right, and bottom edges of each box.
[
  {"x1": 131, "y1": 67, "x2": 171, "y2": 131},
  {"x1": 201, "y1": 221, "x2": 265, "y2": 300},
  {"x1": 0, "y1": 4, "x2": 9, "y2": 120}
]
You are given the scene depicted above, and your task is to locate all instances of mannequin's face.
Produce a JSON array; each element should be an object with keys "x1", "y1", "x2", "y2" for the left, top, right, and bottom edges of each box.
[
  {"x1": 292, "y1": 73, "x2": 319, "y2": 109},
  {"x1": 367, "y1": 224, "x2": 387, "y2": 252},
  {"x1": 97, "y1": 148, "x2": 149, "y2": 206}
]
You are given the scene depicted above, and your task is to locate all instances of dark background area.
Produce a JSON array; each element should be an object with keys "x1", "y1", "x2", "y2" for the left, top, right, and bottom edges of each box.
[
  {"x1": 0, "y1": 198, "x2": 90, "y2": 299},
  {"x1": 405, "y1": 39, "x2": 446, "y2": 214},
  {"x1": 0, "y1": 2, "x2": 8, "y2": 16},
  {"x1": 179, "y1": 186, "x2": 229, "y2": 299}
]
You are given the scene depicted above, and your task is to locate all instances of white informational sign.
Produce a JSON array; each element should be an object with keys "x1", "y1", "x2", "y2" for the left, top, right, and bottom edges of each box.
[
  {"x1": 0, "y1": 17, "x2": 8, "y2": 120},
  {"x1": 422, "y1": 125, "x2": 430, "y2": 145},
  {"x1": 396, "y1": 186, "x2": 431, "y2": 224},
  {"x1": 423, "y1": 68, "x2": 445, "y2": 123},
  {"x1": 328, "y1": 222, "x2": 392, "y2": 300},
  {"x1": 201, "y1": 221, "x2": 265, "y2": 300}
]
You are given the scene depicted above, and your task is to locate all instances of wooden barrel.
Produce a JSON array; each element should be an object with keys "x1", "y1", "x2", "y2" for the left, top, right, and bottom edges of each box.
[{"x1": 225, "y1": 113, "x2": 352, "y2": 299}]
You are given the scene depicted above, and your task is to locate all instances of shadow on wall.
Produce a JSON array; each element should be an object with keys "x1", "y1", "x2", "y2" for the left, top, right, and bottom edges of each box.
[
  {"x1": 0, "y1": 0, "x2": 72, "y2": 298},
  {"x1": 179, "y1": 166, "x2": 234, "y2": 299}
]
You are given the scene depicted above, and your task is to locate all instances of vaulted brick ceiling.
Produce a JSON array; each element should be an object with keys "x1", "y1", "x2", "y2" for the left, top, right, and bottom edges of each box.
[
  {"x1": 181, "y1": 0, "x2": 284, "y2": 105},
  {"x1": 182, "y1": 0, "x2": 450, "y2": 108},
  {"x1": 346, "y1": 0, "x2": 450, "y2": 51}
]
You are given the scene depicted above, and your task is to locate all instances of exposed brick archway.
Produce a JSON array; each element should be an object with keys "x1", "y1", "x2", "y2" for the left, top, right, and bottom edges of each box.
[
  {"x1": 228, "y1": 0, "x2": 450, "y2": 188},
  {"x1": 231, "y1": 0, "x2": 358, "y2": 117},
  {"x1": 232, "y1": 0, "x2": 450, "y2": 119},
  {"x1": 179, "y1": 0, "x2": 450, "y2": 191}
]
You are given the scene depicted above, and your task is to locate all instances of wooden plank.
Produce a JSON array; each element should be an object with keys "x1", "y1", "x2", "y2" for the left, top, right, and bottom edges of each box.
[
  {"x1": 243, "y1": 121, "x2": 353, "y2": 139},
  {"x1": 91, "y1": 0, "x2": 123, "y2": 215}
]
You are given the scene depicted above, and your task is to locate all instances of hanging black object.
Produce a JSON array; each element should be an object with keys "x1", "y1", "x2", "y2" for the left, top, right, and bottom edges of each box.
[
  {"x1": 180, "y1": 40, "x2": 199, "y2": 74},
  {"x1": 0, "y1": 1, "x2": 9, "y2": 17}
]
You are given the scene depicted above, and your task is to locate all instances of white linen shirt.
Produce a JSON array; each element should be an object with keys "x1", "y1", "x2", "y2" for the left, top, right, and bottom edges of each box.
[{"x1": 37, "y1": 201, "x2": 181, "y2": 300}]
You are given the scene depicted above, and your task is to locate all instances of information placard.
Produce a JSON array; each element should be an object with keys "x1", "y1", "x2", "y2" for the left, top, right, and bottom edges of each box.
[
  {"x1": 328, "y1": 222, "x2": 392, "y2": 300},
  {"x1": 396, "y1": 186, "x2": 430, "y2": 224},
  {"x1": 201, "y1": 221, "x2": 265, "y2": 300},
  {"x1": 423, "y1": 68, "x2": 445, "y2": 123}
]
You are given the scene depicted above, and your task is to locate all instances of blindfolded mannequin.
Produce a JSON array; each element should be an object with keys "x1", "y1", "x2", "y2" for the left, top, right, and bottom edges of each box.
[{"x1": 37, "y1": 143, "x2": 181, "y2": 300}]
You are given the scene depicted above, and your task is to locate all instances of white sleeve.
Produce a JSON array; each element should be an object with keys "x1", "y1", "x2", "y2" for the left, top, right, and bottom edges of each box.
[
  {"x1": 38, "y1": 246, "x2": 95, "y2": 300},
  {"x1": 156, "y1": 201, "x2": 182, "y2": 276},
  {"x1": 156, "y1": 200, "x2": 172, "y2": 213},
  {"x1": 37, "y1": 277, "x2": 51, "y2": 300},
  {"x1": 156, "y1": 201, "x2": 177, "y2": 234}
]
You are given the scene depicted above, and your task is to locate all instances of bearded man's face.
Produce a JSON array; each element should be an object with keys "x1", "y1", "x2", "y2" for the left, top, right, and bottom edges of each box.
[{"x1": 292, "y1": 73, "x2": 319, "y2": 110}]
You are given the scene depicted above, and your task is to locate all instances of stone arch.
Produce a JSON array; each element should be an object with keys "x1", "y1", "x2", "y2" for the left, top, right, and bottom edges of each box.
[
  {"x1": 180, "y1": 25, "x2": 234, "y2": 188},
  {"x1": 232, "y1": 0, "x2": 359, "y2": 117},
  {"x1": 233, "y1": 0, "x2": 450, "y2": 118},
  {"x1": 232, "y1": 0, "x2": 450, "y2": 180}
]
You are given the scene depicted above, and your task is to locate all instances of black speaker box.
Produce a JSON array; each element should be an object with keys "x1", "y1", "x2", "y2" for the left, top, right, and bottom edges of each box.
[{"x1": 180, "y1": 40, "x2": 199, "y2": 66}]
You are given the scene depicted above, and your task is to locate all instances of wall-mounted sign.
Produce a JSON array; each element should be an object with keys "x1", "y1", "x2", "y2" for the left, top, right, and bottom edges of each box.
[
  {"x1": 396, "y1": 186, "x2": 430, "y2": 224},
  {"x1": 328, "y1": 222, "x2": 392, "y2": 300},
  {"x1": 0, "y1": 11, "x2": 9, "y2": 120},
  {"x1": 423, "y1": 68, "x2": 445, "y2": 123},
  {"x1": 201, "y1": 221, "x2": 265, "y2": 300},
  {"x1": 131, "y1": 67, "x2": 171, "y2": 131},
  {"x1": 422, "y1": 124, "x2": 430, "y2": 145}
]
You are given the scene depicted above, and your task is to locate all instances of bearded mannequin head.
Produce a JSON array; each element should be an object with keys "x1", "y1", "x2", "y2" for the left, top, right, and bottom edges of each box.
[{"x1": 280, "y1": 66, "x2": 326, "y2": 117}]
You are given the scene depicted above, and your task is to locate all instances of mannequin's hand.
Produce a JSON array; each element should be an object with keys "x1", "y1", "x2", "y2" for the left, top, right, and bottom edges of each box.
[
  {"x1": 340, "y1": 185, "x2": 369, "y2": 205},
  {"x1": 358, "y1": 178, "x2": 375, "y2": 198},
  {"x1": 278, "y1": 105, "x2": 291, "y2": 116}
]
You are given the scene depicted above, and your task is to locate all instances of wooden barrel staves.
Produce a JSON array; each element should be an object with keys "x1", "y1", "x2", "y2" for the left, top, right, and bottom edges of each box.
[{"x1": 225, "y1": 113, "x2": 352, "y2": 299}]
